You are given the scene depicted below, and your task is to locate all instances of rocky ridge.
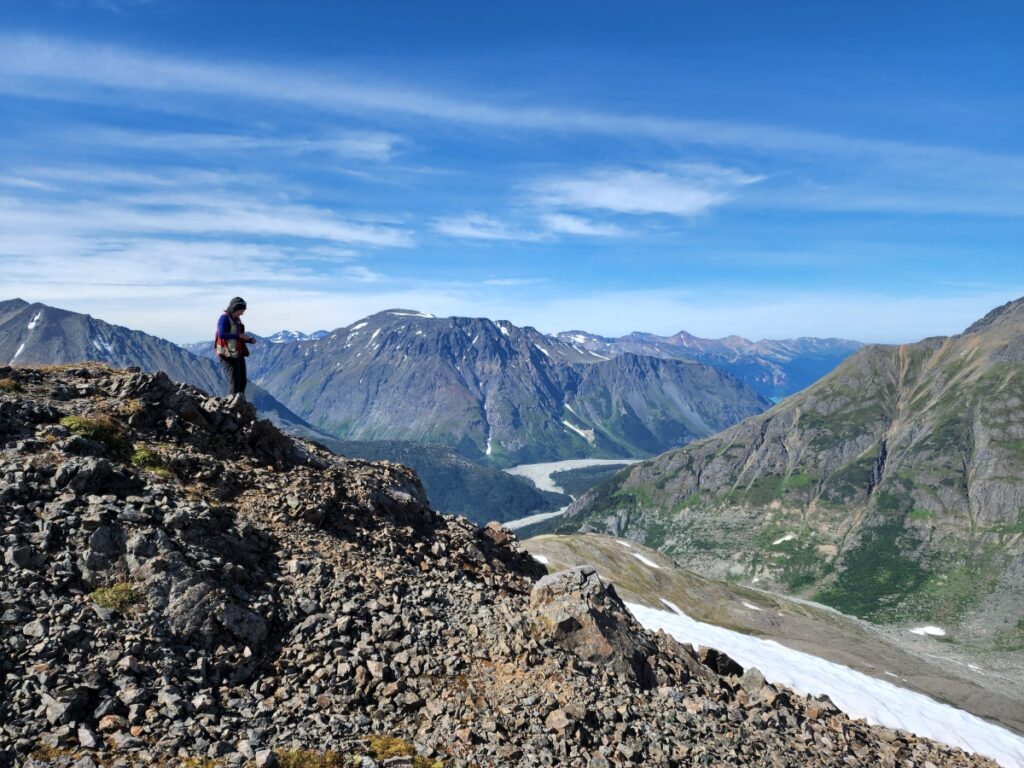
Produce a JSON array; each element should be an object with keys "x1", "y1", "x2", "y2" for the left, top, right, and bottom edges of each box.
[{"x1": 0, "y1": 365, "x2": 999, "y2": 767}]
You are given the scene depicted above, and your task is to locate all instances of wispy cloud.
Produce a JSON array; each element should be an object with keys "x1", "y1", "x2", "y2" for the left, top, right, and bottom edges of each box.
[
  {"x1": 481, "y1": 277, "x2": 548, "y2": 287},
  {"x1": 0, "y1": 193, "x2": 414, "y2": 248},
  {"x1": 77, "y1": 128, "x2": 403, "y2": 162},
  {"x1": 532, "y1": 165, "x2": 761, "y2": 218},
  {"x1": 539, "y1": 213, "x2": 624, "y2": 237},
  {"x1": 433, "y1": 213, "x2": 545, "y2": 242},
  {"x1": 5, "y1": 34, "x2": 1024, "y2": 192}
]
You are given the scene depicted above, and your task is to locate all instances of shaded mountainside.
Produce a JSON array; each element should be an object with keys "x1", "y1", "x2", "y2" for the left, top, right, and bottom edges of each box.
[
  {"x1": 556, "y1": 297, "x2": 1024, "y2": 650},
  {"x1": 315, "y1": 437, "x2": 569, "y2": 524},
  {"x1": 0, "y1": 365, "x2": 1000, "y2": 767},
  {"x1": 0, "y1": 299, "x2": 308, "y2": 433},
  {"x1": 523, "y1": 534, "x2": 1024, "y2": 736},
  {"x1": 555, "y1": 329, "x2": 862, "y2": 400},
  {"x1": 245, "y1": 310, "x2": 769, "y2": 465}
]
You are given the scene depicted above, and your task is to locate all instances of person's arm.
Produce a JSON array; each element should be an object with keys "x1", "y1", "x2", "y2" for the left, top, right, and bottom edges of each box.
[{"x1": 217, "y1": 314, "x2": 240, "y2": 339}]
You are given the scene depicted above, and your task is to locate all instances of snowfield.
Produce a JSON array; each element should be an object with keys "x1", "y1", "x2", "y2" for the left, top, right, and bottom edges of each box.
[{"x1": 629, "y1": 601, "x2": 1024, "y2": 768}]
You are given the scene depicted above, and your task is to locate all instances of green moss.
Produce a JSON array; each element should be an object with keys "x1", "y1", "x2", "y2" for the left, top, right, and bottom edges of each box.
[
  {"x1": 130, "y1": 445, "x2": 171, "y2": 476},
  {"x1": 90, "y1": 583, "x2": 143, "y2": 613},
  {"x1": 993, "y1": 618, "x2": 1024, "y2": 652},
  {"x1": 785, "y1": 472, "x2": 816, "y2": 490},
  {"x1": 675, "y1": 491, "x2": 703, "y2": 510},
  {"x1": 814, "y1": 516, "x2": 928, "y2": 622},
  {"x1": 59, "y1": 414, "x2": 131, "y2": 459},
  {"x1": 727, "y1": 475, "x2": 784, "y2": 506},
  {"x1": 275, "y1": 751, "x2": 346, "y2": 768},
  {"x1": 907, "y1": 508, "x2": 934, "y2": 522},
  {"x1": 367, "y1": 736, "x2": 443, "y2": 767},
  {"x1": 915, "y1": 556, "x2": 999, "y2": 622},
  {"x1": 751, "y1": 523, "x2": 827, "y2": 591},
  {"x1": 820, "y1": 452, "x2": 876, "y2": 504}
]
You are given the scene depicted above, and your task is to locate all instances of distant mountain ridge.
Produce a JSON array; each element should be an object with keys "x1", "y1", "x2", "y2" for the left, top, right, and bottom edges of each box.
[
  {"x1": 243, "y1": 309, "x2": 772, "y2": 465},
  {"x1": 181, "y1": 328, "x2": 329, "y2": 356},
  {"x1": 556, "y1": 296, "x2": 1024, "y2": 652},
  {"x1": 555, "y1": 328, "x2": 862, "y2": 400}
]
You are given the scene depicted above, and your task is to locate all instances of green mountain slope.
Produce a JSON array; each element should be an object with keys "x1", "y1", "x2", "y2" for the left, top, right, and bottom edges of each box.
[{"x1": 554, "y1": 298, "x2": 1024, "y2": 649}]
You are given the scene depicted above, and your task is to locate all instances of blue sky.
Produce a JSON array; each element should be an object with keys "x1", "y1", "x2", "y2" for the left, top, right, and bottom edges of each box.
[{"x1": 1, "y1": 1, "x2": 1022, "y2": 343}]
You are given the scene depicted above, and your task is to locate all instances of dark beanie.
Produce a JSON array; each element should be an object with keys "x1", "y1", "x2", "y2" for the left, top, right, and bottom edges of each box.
[{"x1": 227, "y1": 297, "x2": 247, "y2": 313}]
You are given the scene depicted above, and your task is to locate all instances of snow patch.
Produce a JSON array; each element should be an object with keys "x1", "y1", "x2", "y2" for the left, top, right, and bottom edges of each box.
[
  {"x1": 504, "y1": 508, "x2": 569, "y2": 530},
  {"x1": 772, "y1": 533, "x2": 797, "y2": 545},
  {"x1": 9, "y1": 343, "x2": 26, "y2": 364},
  {"x1": 910, "y1": 626, "x2": 947, "y2": 637},
  {"x1": 562, "y1": 420, "x2": 596, "y2": 444},
  {"x1": 350, "y1": 322, "x2": 368, "y2": 330},
  {"x1": 91, "y1": 337, "x2": 114, "y2": 355},
  {"x1": 659, "y1": 598, "x2": 686, "y2": 616},
  {"x1": 741, "y1": 602, "x2": 763, "y2": 612},
  {"x1": 26, "y1": 312, "x2": 42, "y2": 330},
  {"x1": 533, "y1": 343, "x2": 551, "y2": 357},
  {"x1": 630, "y1": 552, "x2": 660, "y2": 569},
  {"x1": 531, "y1": 553, "x2": 549, "y2": 565},
  {"x1": 369, "y1": 328, "x2": 381, "y2": 343},
  {"x1": 628, "y1": 603, "x2": 1024, "y2": 768},
  {"x1": 389, "y1": 311, "x2": 434, "y2": 318},
  {"x1": 498, "y1": 323, "x2": 510, "y2": 337},
  {"x1": 617, "y1": 540, "x2": 633, "y2": 549}
]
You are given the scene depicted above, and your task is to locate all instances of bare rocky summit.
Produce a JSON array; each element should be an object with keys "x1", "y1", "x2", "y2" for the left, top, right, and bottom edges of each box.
[{"x1": 0, "y1": 365, "x2": 1000, "y2": 767}]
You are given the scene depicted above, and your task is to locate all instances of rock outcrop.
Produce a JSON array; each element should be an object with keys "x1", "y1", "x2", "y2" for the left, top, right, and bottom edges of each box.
[{"x1": 0, "y1": 365, "x2": 1000, "y2": 767}]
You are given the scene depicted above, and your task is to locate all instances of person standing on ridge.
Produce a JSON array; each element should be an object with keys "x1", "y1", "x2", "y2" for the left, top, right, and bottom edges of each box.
[{"x1": 215, "y1": 296, "x2": 256, "y2": 402}]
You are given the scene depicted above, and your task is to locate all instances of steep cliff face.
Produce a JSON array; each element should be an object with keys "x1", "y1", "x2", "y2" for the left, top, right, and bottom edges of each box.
[
  {"x1": 555, "y1": 328, "x2": 862, "y2": 400},
  {"x1": 559, "y1": 298, "x2": 1024, "y2": 647},
  {"x1": 2, "y1": 365, "x2": 998, "y2": 767},
  {"x1": 245, "y1": 310, "x2": 770, "y2": 465}
]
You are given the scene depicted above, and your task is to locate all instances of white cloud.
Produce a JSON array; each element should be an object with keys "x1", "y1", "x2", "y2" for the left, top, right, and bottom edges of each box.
[
  {"x1": 433, "y1": 213, "x2": 545, "y2": 242},
  {"x1": 1, "y1": 35, "x2": 1022, "y2": 216},
  {"x1": 0, "y1": 189, "x2": 414, "y2": 248},
  {"x1": 532, "y1": 166, "x2": 761, "y2": 218},
  {"x1": 78, "y1": 128, "x2": 403, "y2": 162},
  {"x1": 481, "y1": 277, "x2": 548, "y2": 287},
  {"x1": 5, "y1": 34, "x2": 1021, "y2": 184},
  {"x1": 540, "y1": 213, "x2": 624, "y2": 237}
]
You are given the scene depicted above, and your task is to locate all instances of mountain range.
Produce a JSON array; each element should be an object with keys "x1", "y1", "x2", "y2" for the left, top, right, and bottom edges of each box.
[
  {"x1": 239, "y1": 310, "x2": 774, "y2": 465},
  {"x1": 555, "y1": 296, "x2": 1024, "y2": 654},
  {"x1": 555, "y1": 329, "x2": 862, "y2": 401}
]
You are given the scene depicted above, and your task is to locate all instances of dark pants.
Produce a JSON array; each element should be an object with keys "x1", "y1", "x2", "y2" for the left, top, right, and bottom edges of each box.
[{"x1": 219, "y1": 356, "x2": 247, "y2": 396}]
